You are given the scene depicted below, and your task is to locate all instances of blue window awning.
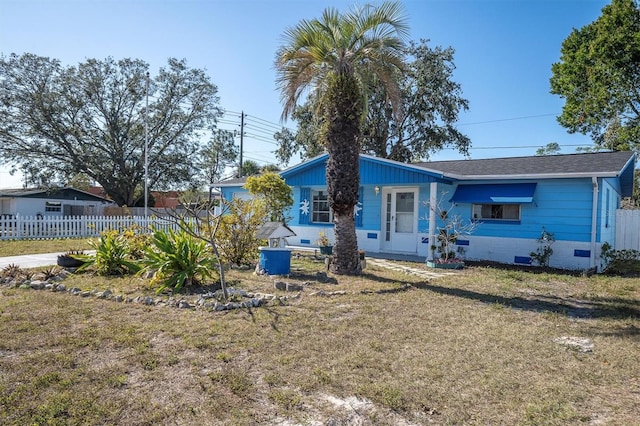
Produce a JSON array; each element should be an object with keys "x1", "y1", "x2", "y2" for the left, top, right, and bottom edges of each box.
[{"x1": 450, "y1": 183, "x2": 537, "y2": 204}]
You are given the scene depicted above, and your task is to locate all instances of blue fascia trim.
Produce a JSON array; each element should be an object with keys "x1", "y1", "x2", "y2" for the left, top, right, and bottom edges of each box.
[{"x1": 619, "y1": 155, "x2": 636, "y2": 197}]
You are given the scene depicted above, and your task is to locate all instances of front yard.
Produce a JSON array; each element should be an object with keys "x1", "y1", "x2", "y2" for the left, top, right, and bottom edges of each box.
[{"x1": 0, "y1": 250, "x2": 638, "y2": 425}]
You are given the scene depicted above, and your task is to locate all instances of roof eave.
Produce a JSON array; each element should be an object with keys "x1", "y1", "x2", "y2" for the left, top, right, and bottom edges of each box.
[{"x1": 444, "y1": 172, "x2": 623, "y2": 180}]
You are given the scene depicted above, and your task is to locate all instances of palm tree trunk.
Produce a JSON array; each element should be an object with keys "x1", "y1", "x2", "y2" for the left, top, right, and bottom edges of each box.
[{"x1": 324, "y1": 73, "x2": 362, "y2": 275}]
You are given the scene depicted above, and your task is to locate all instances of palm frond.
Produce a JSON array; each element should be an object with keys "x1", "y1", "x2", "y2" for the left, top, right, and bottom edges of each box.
[{"x1": 275, "y1": 0, "x2": 409, "y2": 121}]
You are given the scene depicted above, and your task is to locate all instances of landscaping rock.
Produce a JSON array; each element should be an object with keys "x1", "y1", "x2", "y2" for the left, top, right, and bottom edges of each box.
[
  {"x1": 274, "y1": 281, "x2": 304, "y2": 292},
  {"x1": 30, "y1": 281, "x2": 45, "y2": 290},
  {"x1": 553, "y1": 336, "x2": 594, "y2": 353},
  {"x1": 0, "y1": 265, "x2": 294, "y2": 314},
  {"x1": 96, "y1": 290, "x2": 112, "y2": 299},
  {"x1": 310, "y1": 290, "x2": 347, "y2": 297}
]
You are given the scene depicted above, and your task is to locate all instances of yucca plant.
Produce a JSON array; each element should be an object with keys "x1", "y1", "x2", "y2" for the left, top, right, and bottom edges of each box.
[
  {"x1": 75, "y1": 230, "x2": 140, "y2": 276},
  {"x1": 140, "y1": 228, "x2": 218, "y2": 294}
]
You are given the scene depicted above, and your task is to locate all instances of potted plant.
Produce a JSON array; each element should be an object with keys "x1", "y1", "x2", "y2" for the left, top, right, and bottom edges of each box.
[
  {"x1": 425, "y1": 193, "x2": 478, "y2": 269},
  {"x1": 57, "y1": 250, "x2": 88, "y2": 268},
  {"x1": 317, "y1": 231, "x2": 333, "y2": 255}
]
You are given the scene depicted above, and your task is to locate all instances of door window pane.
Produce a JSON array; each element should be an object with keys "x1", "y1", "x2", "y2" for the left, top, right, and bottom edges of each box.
[{"x1": 395, "y1": 192, "x2": 414, "y2": 233}]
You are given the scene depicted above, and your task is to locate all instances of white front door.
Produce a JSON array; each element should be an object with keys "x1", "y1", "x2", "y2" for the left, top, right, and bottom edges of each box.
[{"x1": 382, "y1": 188, "x2": 418, "y2": 253}]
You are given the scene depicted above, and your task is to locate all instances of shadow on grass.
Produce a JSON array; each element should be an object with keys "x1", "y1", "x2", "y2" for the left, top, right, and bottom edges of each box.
[
  {"x1": 412, "y1": 281, "x2": 640, "y2": 320},
  {"x1": 359, "y1": 271, "x2": 419, "y2": 285}
]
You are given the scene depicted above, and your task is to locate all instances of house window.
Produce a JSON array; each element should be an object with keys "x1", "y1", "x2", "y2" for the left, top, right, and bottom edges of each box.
[
  {"x1": 312, "y1": 190, "x2": 332, "y2": 223},
  {"x1": 472, "y1": 204, "x2": 520, "y2": 221},
  {"x1": 45, "y1": 202, "x2": 62, "y2": 212}
]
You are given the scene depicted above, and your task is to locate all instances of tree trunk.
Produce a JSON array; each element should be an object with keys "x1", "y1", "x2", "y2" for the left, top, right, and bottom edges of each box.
[
  {"x1": 323, "y1": 72, "x2": 362, "y2": 275},
  {"x1": 331, "y1": 210, "x2": 361, "y2": 274}
]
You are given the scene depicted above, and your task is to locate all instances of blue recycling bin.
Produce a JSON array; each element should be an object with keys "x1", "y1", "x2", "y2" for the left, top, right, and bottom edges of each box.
[{"x1": 259, "y1": 247, "x2": 292, "y2": 275}]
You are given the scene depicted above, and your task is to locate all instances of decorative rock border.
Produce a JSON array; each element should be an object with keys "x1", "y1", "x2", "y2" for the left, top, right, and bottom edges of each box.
[{"x1": 0, "y1": 273, "x2": 293, "y2": 312}]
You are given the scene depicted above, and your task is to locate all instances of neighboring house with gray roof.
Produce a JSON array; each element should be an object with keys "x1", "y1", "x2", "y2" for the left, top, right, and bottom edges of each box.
[
  {"x1": 0, "y1": 187, "x2": 114, "y2": 217},
  {"x1": 212, "y1": 151, "x2": 636, "y2": 271}
]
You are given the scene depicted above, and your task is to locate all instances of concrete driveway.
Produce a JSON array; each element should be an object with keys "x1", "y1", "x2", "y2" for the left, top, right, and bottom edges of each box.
[{"x1": 0, "y1": 252, "x2": 67, "y2": 269}]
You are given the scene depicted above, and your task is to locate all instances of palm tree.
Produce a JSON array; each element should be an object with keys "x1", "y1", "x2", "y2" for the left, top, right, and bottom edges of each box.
[{"x1": 275, "y1": 2, "x2": 409, "y2": 275}]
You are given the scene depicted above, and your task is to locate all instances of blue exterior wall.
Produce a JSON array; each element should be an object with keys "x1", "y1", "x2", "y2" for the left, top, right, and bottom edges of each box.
[
  {"x1": 360, "y1": 185, "x2": 382, "y2": 230},
  {"x1": 360, "y1": 158, "x2": 442, "y2": 184},
  {"x1": 213, "y1": 153, "x2": 633, "y2": 269},
  {"x1": 282, "y1": 161, "x2": 327, "y2": 186},
  {"x1": 220, "y1": 187, "x2": 250, "y2": 202},
  {"x1": 282, "y1": 155, "x2": 445, "y2": 186},
  {"x1": 290, "y1": 184, "x2": 383, "y2": 229},
  {"x1": 441, "y1": 178, "x2": 596, "y2": 243},
  {"x1": 599, "y1": 177, "x2": 621, "y2": 247}
]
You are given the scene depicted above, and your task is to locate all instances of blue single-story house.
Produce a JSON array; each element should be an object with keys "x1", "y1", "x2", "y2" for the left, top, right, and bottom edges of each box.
[{"x1": 213, "y1": 151, "x2": 636, "y2": 270}]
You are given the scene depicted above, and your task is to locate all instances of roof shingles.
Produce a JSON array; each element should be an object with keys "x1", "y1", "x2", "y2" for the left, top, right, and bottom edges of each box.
[{"x1": 415, "y1": 151, "x2": 634, "y2": 178}]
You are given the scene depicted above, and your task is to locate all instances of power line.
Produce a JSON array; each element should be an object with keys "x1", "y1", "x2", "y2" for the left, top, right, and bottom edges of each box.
[
  {"x1": 244, "y1": 132, "x2": 278, "y2": 145},
  {"x1": 439, "y1": 143, "x2": 594, "y2": 151},
  {"x1": 457, "y1": 113, "x2": 558, "y2": 127},
  {"x1": 244, "y1": 122, "x2": 283, "y2": 136},
  {"x1": 227, "y1": 111, "x2": 296, "y2": 132}
]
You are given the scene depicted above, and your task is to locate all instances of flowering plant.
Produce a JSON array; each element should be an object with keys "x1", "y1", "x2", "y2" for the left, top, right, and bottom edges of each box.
[{"x1": 317, "y1": 231, "x2": 332, "y2": 247}]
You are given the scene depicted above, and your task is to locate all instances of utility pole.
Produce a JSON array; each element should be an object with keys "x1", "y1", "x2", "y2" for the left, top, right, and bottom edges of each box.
[
  {"x1": 144, "y1": 71, "x2": 150, "y2": 219},
  {"x1": 238, "y1": 111, "x2": 245, "y2": 177}
]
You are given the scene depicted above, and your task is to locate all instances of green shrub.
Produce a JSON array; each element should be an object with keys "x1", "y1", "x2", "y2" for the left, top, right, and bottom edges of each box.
[
  {"x1": 120, "y1": 224, "x2": 152, "y2": 260},
  {"x1": 76, "y1": 230, "x2": 140, "y2": 276},
  {"x1": 530, "y1": 227, "x2": 555, "y2": 267},
  {"x1": 140, "y1": 228, "x2": 218, "y2": 294},
  {"x1": 216, "y1": 198, "x2": 268, "y2": 266},
  {"x1": 601, "y1": 242, "x2": 640, "y2": 275},
  {"x1": 244, "y1": 172, "x2": 293, "y2": 222}
]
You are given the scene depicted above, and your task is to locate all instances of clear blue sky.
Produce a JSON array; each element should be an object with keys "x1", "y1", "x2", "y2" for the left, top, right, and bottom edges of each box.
[{"x1": 0, "y1": 0, "x2": 610, "y2": 188}]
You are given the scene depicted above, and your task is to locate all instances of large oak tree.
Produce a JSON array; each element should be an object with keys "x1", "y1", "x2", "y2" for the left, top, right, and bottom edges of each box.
[
  {"x1": 550, "y1": 0, "x2": 640, "y2": 152},
  {"x1": 0, "y1": 54, "x2": 222, "y2": 206}
]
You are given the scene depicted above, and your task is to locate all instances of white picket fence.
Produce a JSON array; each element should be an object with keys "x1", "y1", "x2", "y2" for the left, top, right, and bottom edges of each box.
[
  {"x1": 0, "y1": 215, "x2": 183, "y2": 240},
  {"x1": 615, "y1": 209, "x2": 640, "y2": 251}
]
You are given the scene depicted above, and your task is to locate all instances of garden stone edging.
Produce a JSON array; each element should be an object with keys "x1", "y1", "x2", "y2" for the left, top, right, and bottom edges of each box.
[{"x1": 0, "y1": 274, "x2": 294, "y2": 312}]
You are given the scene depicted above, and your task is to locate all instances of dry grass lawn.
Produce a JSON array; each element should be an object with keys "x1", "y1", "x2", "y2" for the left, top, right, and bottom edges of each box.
[
  {"x1": 0, "y1": 251, "x2": 638, "y2": 425},
  {"x1": 0, "y1": 238, "x2": 92, "y2": 257}
]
